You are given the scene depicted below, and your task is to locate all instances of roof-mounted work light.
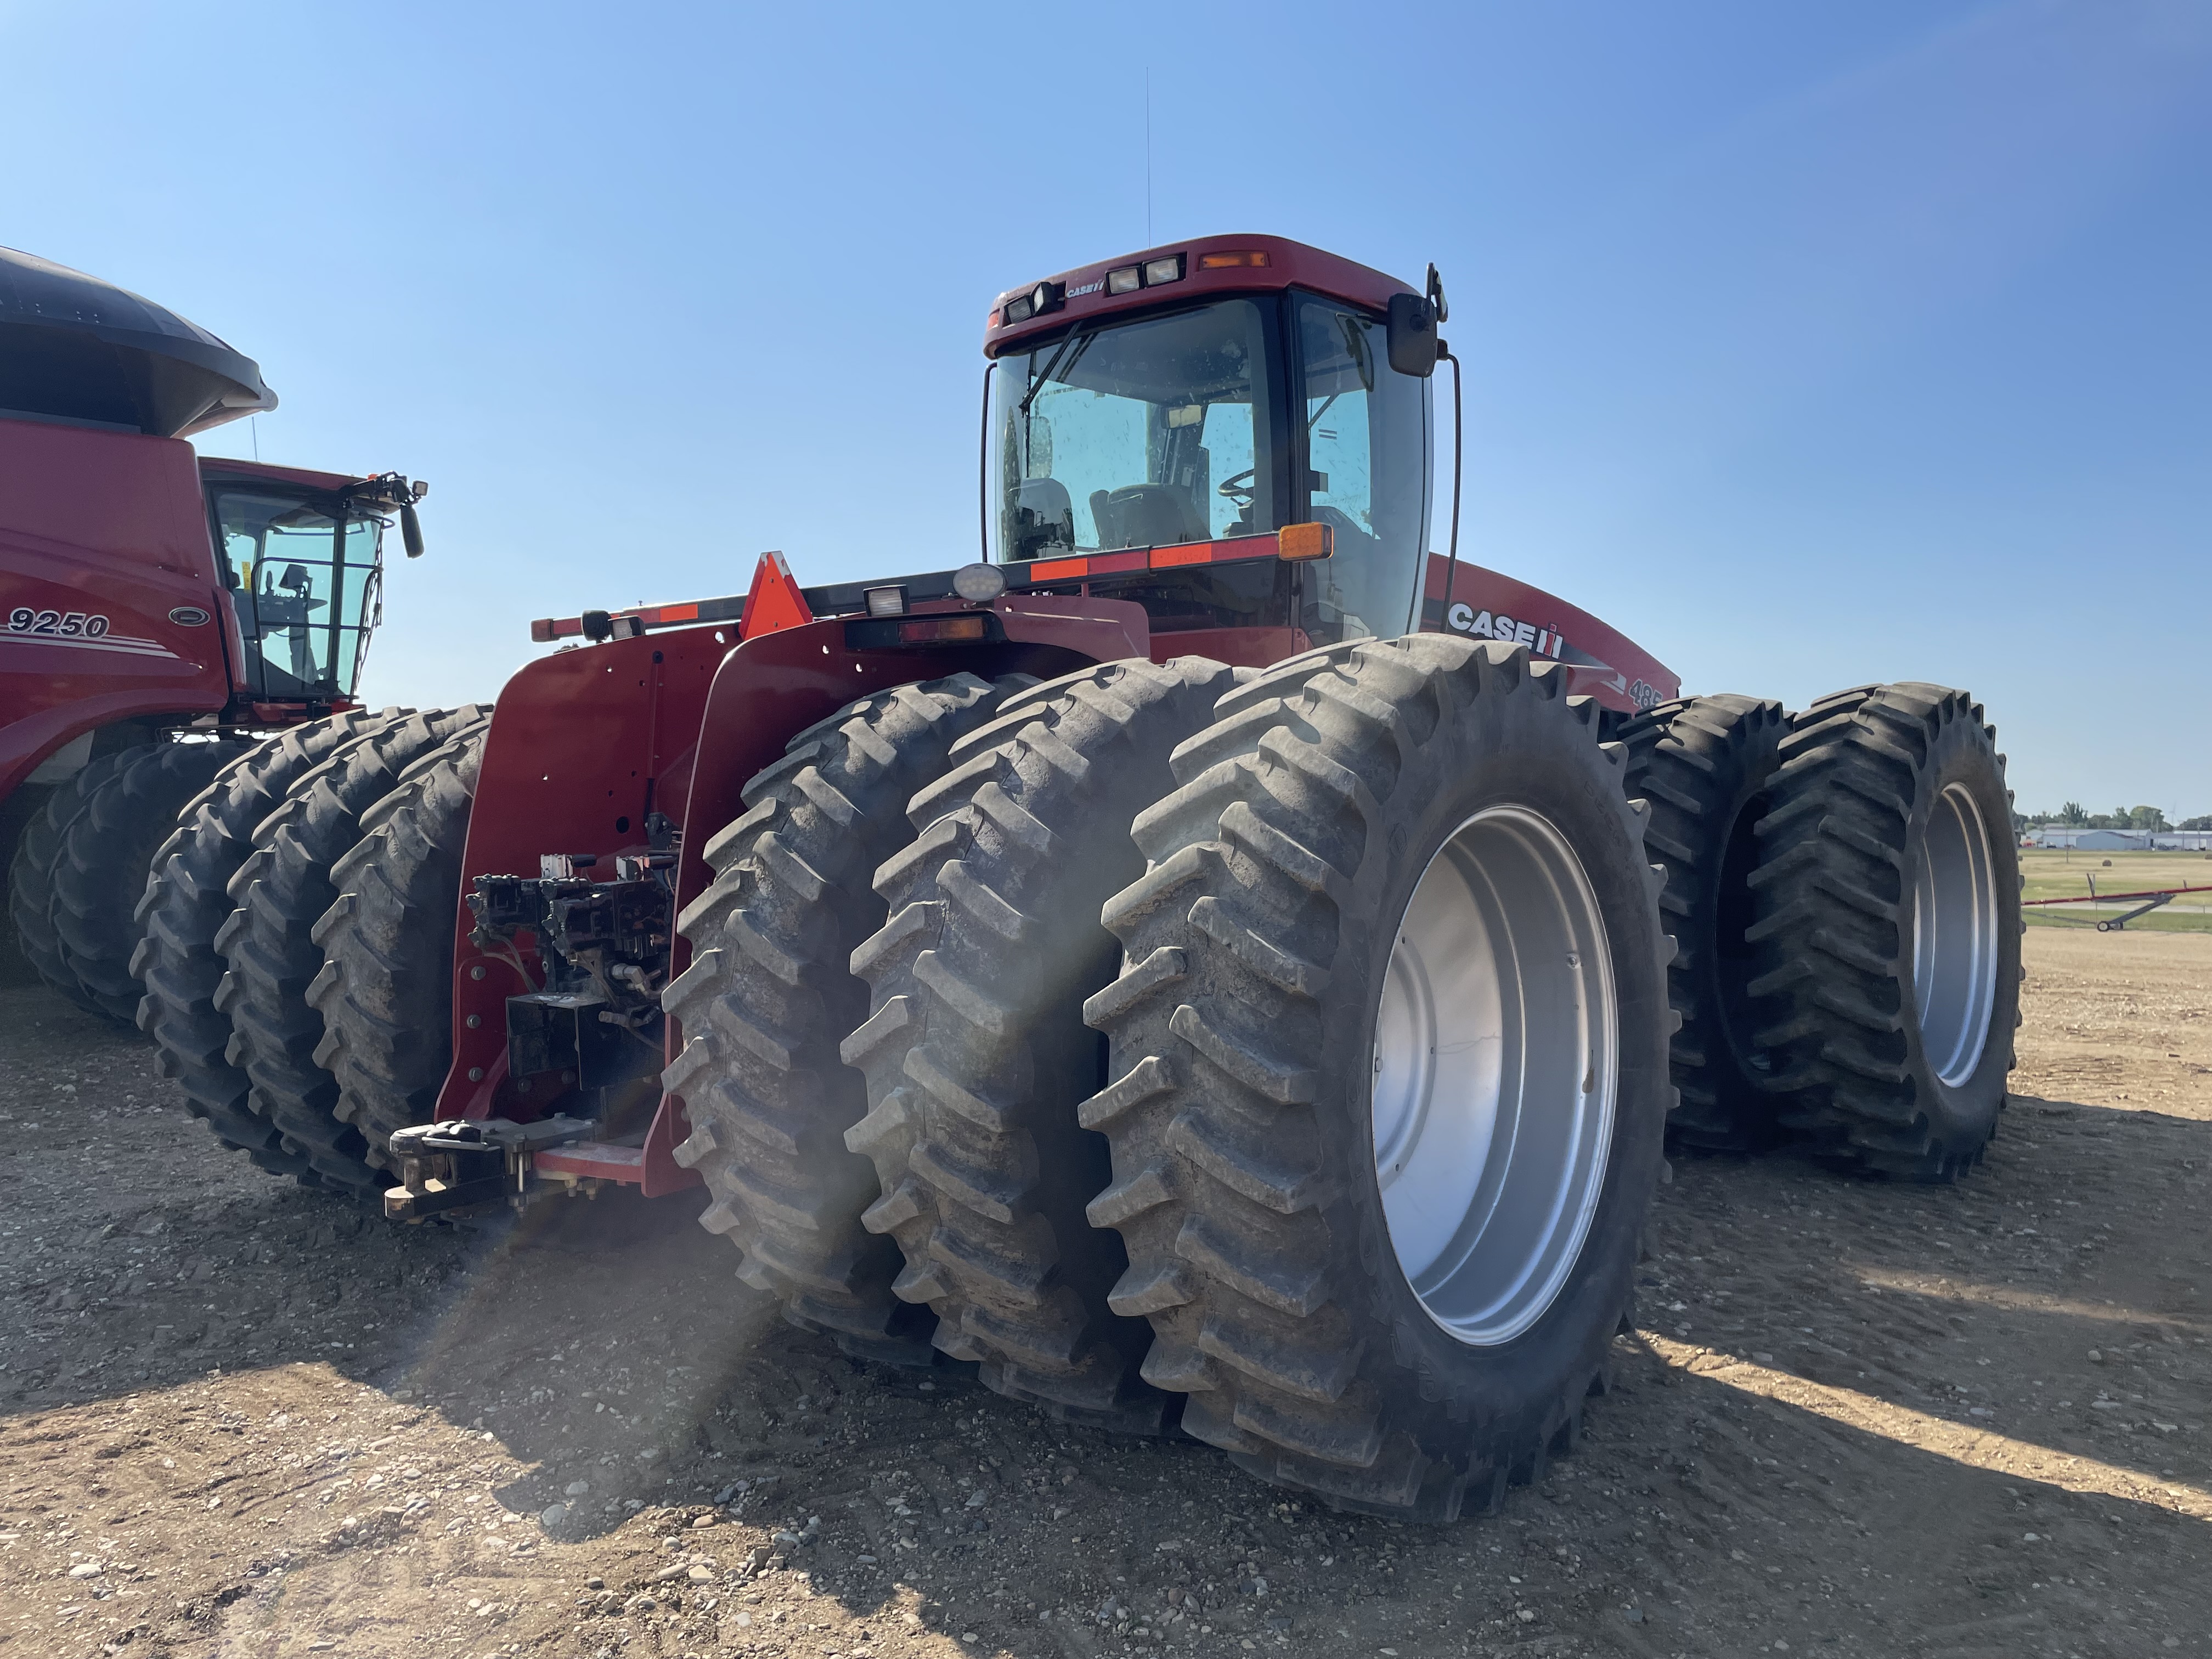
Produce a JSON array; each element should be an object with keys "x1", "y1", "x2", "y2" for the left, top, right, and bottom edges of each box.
[{"x1": 1002, "y1": 280, "x2": 1064, "y2": 325}]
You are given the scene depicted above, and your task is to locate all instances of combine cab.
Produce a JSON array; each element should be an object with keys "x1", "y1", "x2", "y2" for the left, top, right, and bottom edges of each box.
[{"x1": 151, "y1": 234, "x2": 2024, "y2": 1520}]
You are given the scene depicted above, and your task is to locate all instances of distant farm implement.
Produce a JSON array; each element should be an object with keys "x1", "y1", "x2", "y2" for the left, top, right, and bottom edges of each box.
[{"x1": 2023, "y1": 877, "x2": 2212, "y2": 932}]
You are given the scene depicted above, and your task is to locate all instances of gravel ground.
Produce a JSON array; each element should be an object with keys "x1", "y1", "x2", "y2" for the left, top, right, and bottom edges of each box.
[{"x1": 1, "y1": 927, "x2": 2205, "y2": 1659}]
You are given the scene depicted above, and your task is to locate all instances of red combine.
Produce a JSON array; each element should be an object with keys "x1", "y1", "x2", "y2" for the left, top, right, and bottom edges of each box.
[
  {"x1": 142, "y1": 234, "x2": 2024, "y2": 1521},
  {"x1": 2, "y1": 245, "x2": 432, "y2": 1027}
]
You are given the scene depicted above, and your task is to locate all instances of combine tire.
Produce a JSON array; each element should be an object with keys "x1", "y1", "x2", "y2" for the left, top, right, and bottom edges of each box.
[
  {"x1": 50, "y1": 739, "x2": 255, "y2": 1023},
  {"x1": 1619, "y1": 695, "x2": 1788, "y2": 1150},
  {"x1": 308, "y1": 727, "x2": 489, "y2": 1171},
  {"x1": 8, "y1": 752, "x2": 132, "y2": 1014},
  {"x1": 1745, "y1": 684, "x2": 2022, "y2": 1179},
  {"x1": 1086, "y1": 637, "x2": 1672, "y2": 1521},
  {"x1": 661, "y1": 673, "x2": 1032, "y2": 1365},
  {"x1": 215, "y1": 708, "x2": 490, "y2": 1194},
  {"x1": 132, "y1": 710, "x2": 404, "y2": 1181},
  {"x1": 843, "y1": 657, "x2": 1239, "y2": 1431}
]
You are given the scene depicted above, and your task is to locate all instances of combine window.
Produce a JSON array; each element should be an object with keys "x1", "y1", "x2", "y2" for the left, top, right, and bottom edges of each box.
[{"x1": 210, "y1": 489, "x2": 382, "y2": 699}]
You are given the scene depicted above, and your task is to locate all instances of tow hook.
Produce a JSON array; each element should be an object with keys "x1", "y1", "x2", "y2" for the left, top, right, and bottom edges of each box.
[{"x1": 384, "y1": 1115, "x2": 596, "y2": 1222}]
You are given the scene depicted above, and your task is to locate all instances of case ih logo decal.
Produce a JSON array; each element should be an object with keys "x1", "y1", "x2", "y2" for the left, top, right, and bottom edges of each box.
[
  {"x1": 1446, "y1": 602, "x2": 1566, "y2": 658},
  {"x1": 1439, "y1": 600, "x2": 1662, "y2": 708}
]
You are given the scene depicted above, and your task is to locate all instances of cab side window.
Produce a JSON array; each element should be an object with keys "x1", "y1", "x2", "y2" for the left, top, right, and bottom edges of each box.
[{"x1": 1296, "y1": 296, "x2": 1431, "y2": 642}]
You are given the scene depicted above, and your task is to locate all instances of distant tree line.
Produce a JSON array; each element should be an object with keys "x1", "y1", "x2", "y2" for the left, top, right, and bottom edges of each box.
[{"x1": 2016, "y1": 803, "x2": 2212, "y2": 833}]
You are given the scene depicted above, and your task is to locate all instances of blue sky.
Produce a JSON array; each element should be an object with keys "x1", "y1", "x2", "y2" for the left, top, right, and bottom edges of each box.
[{"x1": 5, "y1": 1, "x2": 2206, "y2": 817}]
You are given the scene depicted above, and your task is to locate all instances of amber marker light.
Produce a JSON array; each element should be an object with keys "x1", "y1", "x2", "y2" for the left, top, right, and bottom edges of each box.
[
  {"x1": 1149, "y1": 542, "x2": 1215, "y2": 569},
  {"x1": 1278, "y1": 522, "x2": 1335, "y2": 561},
  {"x1": 1197, "y1": 250, "x2": 1270, "y2": 270},
  {"x1": 899, "y1": 616, "x2": 988, "y2": 644}
]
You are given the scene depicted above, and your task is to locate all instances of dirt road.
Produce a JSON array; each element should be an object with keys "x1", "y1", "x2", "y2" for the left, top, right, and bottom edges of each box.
[{"x1": 2, "y1": 929, "x2": 2205, "y2": 1659}]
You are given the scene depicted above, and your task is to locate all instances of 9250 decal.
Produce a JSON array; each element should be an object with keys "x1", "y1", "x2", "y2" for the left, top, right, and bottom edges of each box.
[{"x1": 8, "y1": 608, "x2": 111, "y2": 637}]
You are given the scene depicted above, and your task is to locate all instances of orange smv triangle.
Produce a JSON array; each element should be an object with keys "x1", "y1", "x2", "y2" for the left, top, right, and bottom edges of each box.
[{"x1": 737, "y1": 549, "x2": 814, "y2": 641}]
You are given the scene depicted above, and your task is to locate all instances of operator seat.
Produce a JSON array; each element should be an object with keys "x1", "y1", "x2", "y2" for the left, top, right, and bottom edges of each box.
[
  {"x1": 1011, "y1": 478, "x2": 1076, "y2": 560},
  {"x1": 1090, "y1": 483, "x2": 1206, "y2": 551}
]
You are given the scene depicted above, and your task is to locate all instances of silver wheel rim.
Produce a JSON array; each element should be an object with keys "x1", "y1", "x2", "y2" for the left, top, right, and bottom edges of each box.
[
  {"x1": 1371, "y1": 805, "x2": 1618, "y2": 1347},
  {"x1": 1913, "y1": 782, "x2": 1999, "y2": 1087}
]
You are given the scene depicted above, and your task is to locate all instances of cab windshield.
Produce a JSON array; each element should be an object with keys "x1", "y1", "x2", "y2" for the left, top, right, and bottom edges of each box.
[
  {"x1": 210, "y1": 489, "x2": 382, "y2": 698},
  {"x1": 989, "y1": 298, "x2": 1277, "y2": 562},
  {"x1": 985, "y1": 291, "x2": 1431, "y2": 644}
]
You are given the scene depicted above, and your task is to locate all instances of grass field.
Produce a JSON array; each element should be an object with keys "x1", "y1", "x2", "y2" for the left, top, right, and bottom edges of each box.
[{"x1": 2017, "y1": 846, "x2": 2212, "y2": 932}]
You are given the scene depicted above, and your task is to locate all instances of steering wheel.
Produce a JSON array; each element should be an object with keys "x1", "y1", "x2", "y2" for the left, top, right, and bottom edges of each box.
[{"x1": 1217, "y1": 467, "x2": 1256, "y2": 509}]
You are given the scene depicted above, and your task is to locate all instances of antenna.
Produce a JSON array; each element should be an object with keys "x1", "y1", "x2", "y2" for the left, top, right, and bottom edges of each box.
[{"x1": 1145, "y1": 69, "x2": 1153, "y2": 244}]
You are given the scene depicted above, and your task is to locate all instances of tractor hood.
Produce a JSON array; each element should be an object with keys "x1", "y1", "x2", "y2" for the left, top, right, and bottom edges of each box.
[{"x1": 0, "y1": 245, "x2": 276, "y2": 439}]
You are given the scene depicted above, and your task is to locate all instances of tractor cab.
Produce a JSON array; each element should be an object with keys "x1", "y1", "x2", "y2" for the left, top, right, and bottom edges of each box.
[{"x1": 984, "y1": 234, "x2": 1443, "y2": 647}]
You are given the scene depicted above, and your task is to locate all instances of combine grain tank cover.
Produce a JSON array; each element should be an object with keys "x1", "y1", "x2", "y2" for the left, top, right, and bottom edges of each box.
[{"x1": 0, "y1": 245, "x2": 276, "y2": 438}]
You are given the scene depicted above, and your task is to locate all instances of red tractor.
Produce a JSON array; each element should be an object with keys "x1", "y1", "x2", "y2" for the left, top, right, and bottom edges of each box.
[
  {"x1": 142, "y1": 234, "x2": 2023, "y2": 1521},
  {"x1": 2, "y1": 244, "x2": 434, "y2": 1045}
]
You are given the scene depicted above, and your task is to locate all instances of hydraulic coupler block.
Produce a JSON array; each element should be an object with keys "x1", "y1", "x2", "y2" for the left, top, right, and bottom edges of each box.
[{"x1": 505, "y1": 990, "x2": 648, "y2": 1090}]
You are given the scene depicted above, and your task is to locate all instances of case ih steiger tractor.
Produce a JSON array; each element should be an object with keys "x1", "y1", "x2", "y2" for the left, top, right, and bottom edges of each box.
[{"x1": 145, "y1": 234, "x2": 2022, "y2": 1521}]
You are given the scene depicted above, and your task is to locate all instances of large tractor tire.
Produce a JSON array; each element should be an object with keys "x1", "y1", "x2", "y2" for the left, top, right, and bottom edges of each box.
[
  {"x1": 308, "y1": 727, "x2": 488, "y2": 1172},
  {"x1": 1619, "y1": 694, "x2": 1788, "y2": 1151},
  {"x1": 1745, "y1": 683, "x2": 2022, "y2": 1180},
  {"x1": 843, "y1": 657, "x2": 1239, "y2": 1432},
  {"x1": 214, "y1": 707, "x2": 490, "y2": 1194},
  {"x1": 132, "y1": 710, "x2": 405, "y2": 1181},
  {"x1": 8, "y1": 751, "x2": 133, "y2": 1015},
  {"x1": 661, "y1": 673, "x2": 1033, "y2": 1366},
  {"x1": 1086, "y1": 637, "x2": 1672, "y2": 1521},
  {"x1": 48, "y1": 738, "x2": 256, "y2": 1024}
]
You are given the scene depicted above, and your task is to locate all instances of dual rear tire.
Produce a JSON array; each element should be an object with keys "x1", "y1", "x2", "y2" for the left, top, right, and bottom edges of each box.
[
  {"x1": 1622, "y1": 682, "x2": 2021, "y2": 1178},
  {"x1": 1084, "y1": 638, "x2": 1670, "y2": 1519},
  {"x1": 673, "y1": 637, "x2": 1677, "y2": 1520},
  {"x1": 126, "y1": 711, "x2": 492, "y2": 1197},
  {"x1": 136, "y1": 710, "x2": 405, "y2": 1178},
  {"x1": 1745, "y1": 684, "x2": 2021, "y2": 1178},
  {"x1": 9, "y1": 738, "x2": 252, "y2": 1022}
]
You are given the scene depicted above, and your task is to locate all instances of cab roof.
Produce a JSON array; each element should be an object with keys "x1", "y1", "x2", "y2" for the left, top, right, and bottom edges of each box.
[{"x1": 983, "y1": 233, "x2": 1419, "y2": 358}]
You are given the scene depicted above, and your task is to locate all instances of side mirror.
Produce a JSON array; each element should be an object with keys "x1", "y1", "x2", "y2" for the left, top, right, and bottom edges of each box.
[
  {"x1": 1387, "y1": 292, "x2": 1439, "y2": 377},
  {"x1": 401, "y1": 501, "x2": 426, "y2": 558}
]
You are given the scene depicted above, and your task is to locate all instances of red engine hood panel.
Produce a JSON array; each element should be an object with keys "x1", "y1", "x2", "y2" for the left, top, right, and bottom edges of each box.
[{"x1": 1420, "y1": 555, "x2": 1678, "y2": 714}]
